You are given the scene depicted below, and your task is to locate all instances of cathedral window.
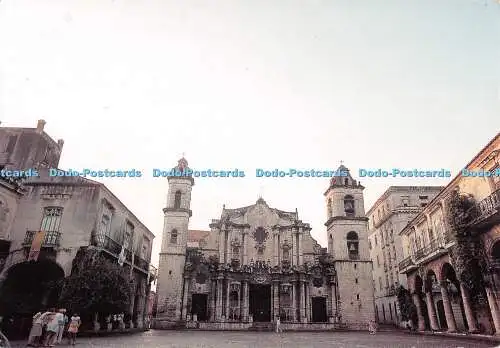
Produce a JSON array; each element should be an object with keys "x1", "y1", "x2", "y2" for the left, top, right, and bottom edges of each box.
[
  {"x1": 174, "y1": 190, "x2": 182, "y2": 209},
  {"x1": 344, "y1": 195, "x2": 355, "y2": 217},
  {"x1": 346, "y1": 231, "x2": 359, "y2": 260},
  {"x1": 170, "y1": 229, "x2": 178, "y2": 244},
  {"x1": 232, "y1": 246, "x2": 240, "y2": 257}
]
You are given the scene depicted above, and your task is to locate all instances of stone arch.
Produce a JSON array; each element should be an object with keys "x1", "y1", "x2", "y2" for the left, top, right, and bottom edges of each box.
[
  {"x1": 0, "y1": 259, "x2": 65, "y2": 337},
  {"x1": 489, "y1": 238, "x2": 500, "y2": 261}
]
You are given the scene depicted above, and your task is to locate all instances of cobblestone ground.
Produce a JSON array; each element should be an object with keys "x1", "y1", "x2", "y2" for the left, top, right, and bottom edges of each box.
[{"x1": 10, "y1": 330, "x2": 497, "y2": 348}]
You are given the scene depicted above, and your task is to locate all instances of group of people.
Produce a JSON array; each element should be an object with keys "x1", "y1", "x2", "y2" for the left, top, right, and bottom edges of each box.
[{"x1": 27, "y1": 308, "x2": 81, "y2": 347}]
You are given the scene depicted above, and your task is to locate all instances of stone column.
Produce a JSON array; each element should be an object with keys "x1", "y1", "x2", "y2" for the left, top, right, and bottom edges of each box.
[
  {"x1": 243, "y1": 230, "x2": 248, "y2": 265},
  {"x1": 274, "y1": 232, "x2": 279, "y2": 266},
  {"x1": 486, "y1": 286, "x2": 500, "y2": 335},
  {"x1": 273, "y1": 281, "x2": 280, "y2": 320},
  {"x1": 292, "y1": 282, "x2": 297, "y2": 322},
  {"x1": 459, "y1": 283, "x2": 478, "y2": 332},
  {"x1": 425, "y1": 291, "x2": 439, "y2": 330},
  {"x1": 439, "y1": 281, "x2": 457, "y2": 332},
  {"x1": 227, "y1": 228, "x2": 233, "y2": 262},
  {"x1": 307, "y1": 282, "x2": 312, "y2": 322},
  {"x1": 291, "y1": 229, "x2": 296, "y2": 266},
  {"x1": 412, "y1": 293, "x2": 426, "y2": 331},
  {"x1": 181, "y1": 277, "x2": 190, "y2": 320},
  {"x1": 331, "y1": 281, "x2": 337, "y2": 321},
  {"x1": 209, "y1": 279, "x2": 216, "y2": 321},
  {"x1": 298, "y1": 228, "x2": 304, "y2": 265},
  {"x1": 225, "y1": 279, "x2": 230, "y2": 320},
  {"x1": 300, "y1": 281, "x2": 306, "y2": 322},
  {"x1": 243, "y1": 281, "x2": 249, "y2": 321},
  {"x1": 219, "y1": 230, "x2": 225, "y2": 263},
  {"x1": 216, "y1": 277, "x2": 223, "y2": 320}
]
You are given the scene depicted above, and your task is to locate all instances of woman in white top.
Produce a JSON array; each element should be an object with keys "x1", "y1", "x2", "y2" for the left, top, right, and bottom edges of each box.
[{"x1": 27, "y1": 311, "x2": 43, "y2": 347}]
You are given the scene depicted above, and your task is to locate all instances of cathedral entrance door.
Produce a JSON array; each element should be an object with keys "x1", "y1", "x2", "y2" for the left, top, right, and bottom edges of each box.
[
  {"x1": 249, "y1": 284, "x2": 271, "y2": 322},
  {"x1": 311, "y1": 297, "x2": 327, "y2": 323},
  {"x1": 191, "y1": 294, "x2": 208, "y2": 321}
]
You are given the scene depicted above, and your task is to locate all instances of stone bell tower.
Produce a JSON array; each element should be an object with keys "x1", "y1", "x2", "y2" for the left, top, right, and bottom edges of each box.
[
  {"x1": 324, "y1": 164, "x2": 375, "y2": 328},
  {"x1": 155, "y1": 157, "x2": 194, "y2": 328}
]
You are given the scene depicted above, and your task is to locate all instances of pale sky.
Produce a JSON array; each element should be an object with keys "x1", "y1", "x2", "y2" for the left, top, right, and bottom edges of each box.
[{"x1": 1, "y1": 0, "x2": 499, "y2": 270}]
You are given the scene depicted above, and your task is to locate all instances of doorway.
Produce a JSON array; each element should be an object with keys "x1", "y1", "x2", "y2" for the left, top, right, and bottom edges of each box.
[
  {"x1": 249, "y1": 284, "x2": 271, "y2": 322},
  {"x1": 191, "y1": 294, "x2": 208, "y2": 321},
  {"x1": 311, "y1": 297, "x2": 327, "y2": 323}
]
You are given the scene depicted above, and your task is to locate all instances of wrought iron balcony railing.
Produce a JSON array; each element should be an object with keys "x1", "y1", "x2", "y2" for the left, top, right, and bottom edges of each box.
[
  {"x1": 23, "y1": 230, "x2": 61, "y2": 247},
  {"x1": 93, "y1": 233, "x2": 155, "y2": 275},
  {"x1": 398, "y1": 256, "x2": 415, "y2": 272},
  {"x1": 474, "y1": 189, "x2": 500, "y2": 225}
]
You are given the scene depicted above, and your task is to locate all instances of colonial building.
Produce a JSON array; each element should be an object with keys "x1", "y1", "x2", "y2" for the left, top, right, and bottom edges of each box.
[
  {"x1": 399, "y1": 132, "x2": 500, "y2": 335},
  {"x1": 367, "y1": 186, "x2": 443, "y2": 326},
  {"x1": 0, "y1": 120, "x2": 156, "y2": 335},
  {"x1": 154, "y1": 159, "x2": 375, "y2": 330}
]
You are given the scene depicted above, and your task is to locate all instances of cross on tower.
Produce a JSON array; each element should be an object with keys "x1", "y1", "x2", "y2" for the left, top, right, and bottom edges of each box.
[
  {"x1": 340, "y1": 160, "x2": 344, "y2": 165},
  {"x1": 258, "y1": 185, "x2": 264, "y2": 198}
]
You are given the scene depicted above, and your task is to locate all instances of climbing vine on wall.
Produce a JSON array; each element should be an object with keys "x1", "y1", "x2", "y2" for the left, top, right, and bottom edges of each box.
[{"x1": 446, "y1": 189, "x2": 488, "y2": 306}]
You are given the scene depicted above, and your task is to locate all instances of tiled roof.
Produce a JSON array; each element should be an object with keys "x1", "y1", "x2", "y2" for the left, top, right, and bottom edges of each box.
[{"x1": 188, "y1": 229, "x2": 210, "y2": 242}]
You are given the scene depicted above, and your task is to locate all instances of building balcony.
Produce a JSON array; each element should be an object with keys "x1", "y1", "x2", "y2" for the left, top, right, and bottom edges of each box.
[
  {"x1": 472, "y1": 189, "x2": 500, "y2": 228},
  {"x1": 22, "y1": 230, "x2": 61, "y2": 248},
  {"x1": 398, "y1": 256, "x2": 417, "y2": 273},
  {"x1": 92, "y1": 233, "x2": 154, "y2": 276}
]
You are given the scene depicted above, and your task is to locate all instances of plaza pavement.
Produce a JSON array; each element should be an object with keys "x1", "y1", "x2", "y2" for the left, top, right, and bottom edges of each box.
[{"x1": 9, "y1": 330, "x2": 498, "y2": 348}]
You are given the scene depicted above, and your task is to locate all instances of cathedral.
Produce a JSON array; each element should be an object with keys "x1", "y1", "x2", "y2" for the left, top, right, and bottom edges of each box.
[{"x1": 154, "y1": 158, "x2": 375, "y2": 330}]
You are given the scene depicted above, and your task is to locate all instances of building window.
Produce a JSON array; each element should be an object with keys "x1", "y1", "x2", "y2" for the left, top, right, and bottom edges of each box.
[
  {"x1": 232, "y1": 246, "x2": 240, "y2": 257},
  {"x1": 170, "y1": 229, "x2": 178, "y2": 244},
  {"x1": 344, "y1": 178, "x2": 348, "y2": 185},
  {"x1": 377, "y1": 255, "x2": 380, "y2": 267},
  {"x1": 283, "y1": 248, "x2": 290, "y2": 260},
  {"x1": 347, "y1": 231, "x2": 359, "y2": 260},
  {"x1": 344, "y1": 195, "x2": 355, "y2": 217},
  {"x1": 142, "y1": 237, "x2": 150, "y2": 259},
  {"x1": 368, "y1": 240, "x2": 372, "y2": 250},
  {"x1": 355, "y1": 278, "x2": 358, "y2": 284},
  {"x1": 379, "y1": 277, "x2": 383, "y2": 291},
  {"x1": 40, "y1": 207, "x2": 63, "y2": 231},
  {"x1": 174, "y1": 190, "x2": 182, "y2": 209},
  {"x1": 375, "y1": 235, "x2": 378, "y2": 246},
  {"x1": 327, "y1": 198, "x2": 332, "y2": 217},
  {"x1": 100, "y1": 214, "x2": 111, "y2": 235},
  {"x1": 419, "y1": 195, "x2": 428, "y2": 200},
  {"x1": 401, "y1": 196, "x2": 409, "y2": 207},
  {"x1": 421, "y1": 203, "x2": 427, "y2": 207},
  {"x1": 356, "y1": 294, "x2": 360, "y2": 300}
]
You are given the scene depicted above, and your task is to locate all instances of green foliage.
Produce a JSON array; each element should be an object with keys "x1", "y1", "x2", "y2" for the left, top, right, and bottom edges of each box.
[
  {"x1": 396, "y1": 286, "x2": 417, "y2": 323},
  {"x1": 59, "y1": 250, "x2": 132, "y2": 316}
]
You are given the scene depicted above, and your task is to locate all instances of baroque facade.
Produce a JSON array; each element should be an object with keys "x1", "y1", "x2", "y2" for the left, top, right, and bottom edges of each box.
[
  {"x1": 367, "y1": 186, "x2": 443, "y2": 326},
  {"x1": 0, "y1": 120, "x2": 156, "y2": 335},
  {"x1": 399, "y1": 132, "x2": 500, "y2": 335},
  {"x1": 155, "y1": 159, "x2": 375, "y2": 330}
]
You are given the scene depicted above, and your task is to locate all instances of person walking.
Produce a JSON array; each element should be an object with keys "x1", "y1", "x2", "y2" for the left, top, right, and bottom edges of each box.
[
  {"x1": 43, "y1": 309, "x2": 58, "y2": 347},
  {"x1": 26, "y1": 311, "x2": 43, "y2": 347},
  {"x1": 55, "y1": 309, "x2": 67, "y2": 345},
  {"x1": 67, "y1": 313, "x2": 81, "y2": 346}
]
